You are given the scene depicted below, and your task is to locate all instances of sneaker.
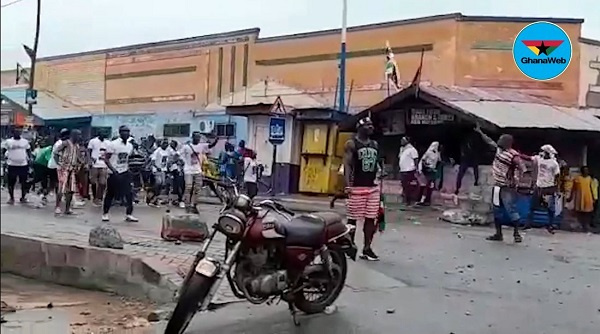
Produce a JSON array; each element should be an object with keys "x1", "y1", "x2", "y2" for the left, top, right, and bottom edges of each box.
[
  {"x1": 74, "y1": 200, "x2": 86, "y2": 208},
  {"x1": 360, "y1": 248, "x2": 380, "y2": 261},
  {"x1": 486, "y1": 234, "x2": 503, "y2": 241},
  {"x1": 7, "y1": 198, "x2": 15, "y2": 205},
  {"x1": 19, "y1": 198, "x2": 28, "y2": 204},
  {"x1": 54, "y1": 207, "x2": 62, "y2": 215},
  {"x1": 101, "y1": 214, "x2": 110, "y2": 222},
  {"x1": 125, "y1": 215, "x2": 139, "y2": 222},
  {"x1": 147, "y1": 202, "x2": 160, "y2": 208},
  {"x1": 41, "y1": 196, "x2": 48, "y2": 204},
  {"x1": 179, "y1": 201, "x2": 186, "y2": 209},
  {"x1": 513, "y1": 233, "x2": 523, "y2": 243}
]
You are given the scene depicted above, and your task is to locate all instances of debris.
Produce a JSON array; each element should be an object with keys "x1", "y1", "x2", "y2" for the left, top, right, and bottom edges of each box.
[
  {"x1": 386, "y1": 308, "x2": 396, "y2": 314},
  {"x1": 122, "y1": 316, "x2": 150, "y2": 329},
  {"x1": 465, "y1": 311, "x2": 471, "y2": 316},
  {"x1": 517, "y1": 280, "x2": 521, "y2": 284},
  {"x1": 174, "y1": 240, "x2": 182, "y2": 245},
  {"x1": 147, "y1": 309, "x2": 171, "y2": 322},
  {"x1": 441, "y1": 209, "x2": 487, "y2": 225},
  {"x1": 47, "y1": 302, "x2": 53, "y2": 309},
  {"x1": 89, "y1": 225, "x2": 124, "y2": 249},
  {"x1": 324, "y1": 305, "x2": 337, "y2": 315},
  {"x1": 412, "y1": 221, "x2": 422, "y2": 225},
  {"x1": 456, "y1": 233, "x2": 463, "y2": 239},
  {"x1": 466, "y1": 264, "x2": 474, "y2": 269},
  {"x1": 79, "y1": 310, "x2": 91, "y2": 316}
]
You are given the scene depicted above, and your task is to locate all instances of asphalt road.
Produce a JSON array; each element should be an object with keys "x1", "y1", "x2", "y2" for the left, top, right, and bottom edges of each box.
[{"x1": 156, "y1": 222, "x2": 600, "y2": 334}]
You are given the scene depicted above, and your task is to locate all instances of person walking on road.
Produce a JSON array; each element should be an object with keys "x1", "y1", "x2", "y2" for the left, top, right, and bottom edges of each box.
[
  {"x1": 243, "y1": 151, "x2": 259, "y2": 199},
  {"x1": 179, "y1": 131, "x2": 215, "y2": 213},
  {"x1": 102, "y1": 126, "x2": 138, "y2": 222},
  {"x1": 344, "y1": 117, "x2": 381, "y2": 261},
  {"x1": 88, "y1": 132, "x2": 109, "y2": 205},
  {"x1": 147, "y1": 139, "x2": 172, "y2": 207},
  {"x1": 2, "y1": 127, "x2": 32, "y2": 204},
  {"x1": 398, "y1": 136, "x2": 419, "y2": 205},
  {"x1": 529, "y1": 144, "x2": 560, "y2": 234},
  {"x1": 30, "y1": 138, "x2": 55, "y2": 204},
  {"x1": 53, "y1": 129, "x2": 82, "y2": 215},
  {"x1": 475, "y1": 126, "x2": 530, "y2": 243}
]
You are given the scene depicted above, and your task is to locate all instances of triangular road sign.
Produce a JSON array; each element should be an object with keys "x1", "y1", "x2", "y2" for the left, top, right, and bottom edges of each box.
[{"x1": 270, "y1": 96, "x2": 286, "y2": 115}]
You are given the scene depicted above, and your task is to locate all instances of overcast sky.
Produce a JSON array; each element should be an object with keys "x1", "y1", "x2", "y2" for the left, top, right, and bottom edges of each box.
[{"x1": 1, "y1": 0, "x2": 599, "y2": 70}]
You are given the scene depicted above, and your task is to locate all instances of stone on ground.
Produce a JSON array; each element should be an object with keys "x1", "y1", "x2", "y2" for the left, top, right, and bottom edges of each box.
[{"x1": 89, "y1": 225, "x2": 125, "y2": 249}]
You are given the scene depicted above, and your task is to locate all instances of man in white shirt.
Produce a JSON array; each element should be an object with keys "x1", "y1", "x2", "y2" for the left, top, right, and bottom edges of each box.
[
  {"x1": 1, "y1": 128, "x2": 32, "y2": 204},
  {"x1": 243, "y1": 151, "x2": 258, "y2": 199},
  {"x1": 88, "y1": 133, "x2": 109, "y2": 205},
  {"x1": 398, "y1": 136, "x2": 419, "y2": 205},
  {"x1": 102, "y1": 125, "x2": 138, "y2": 222},
  {"x1": 147, "y1": 139, "x2": 172, "y2": 207},
  {"x1": 179, "y1": 131, "x2": 215, "y2": 213},
  {"x1": 529, "y1": 145, "x2": 560, "y2": 233}
]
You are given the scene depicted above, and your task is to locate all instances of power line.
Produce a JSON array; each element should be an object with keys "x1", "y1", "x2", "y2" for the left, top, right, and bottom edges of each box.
[{"x1": 1, "y1": 0, "x2": 27, "y2": 8}]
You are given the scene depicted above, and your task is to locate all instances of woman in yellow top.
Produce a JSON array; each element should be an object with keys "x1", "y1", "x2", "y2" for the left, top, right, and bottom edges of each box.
[{"x1": 569, "y1": 166, "x2": 596, "y2": 232}]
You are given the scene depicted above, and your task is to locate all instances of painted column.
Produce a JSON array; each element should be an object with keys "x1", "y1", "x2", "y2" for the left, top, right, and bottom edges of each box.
[{"x1": 339, "y1": 0, "x2": 347, "y2": 113}]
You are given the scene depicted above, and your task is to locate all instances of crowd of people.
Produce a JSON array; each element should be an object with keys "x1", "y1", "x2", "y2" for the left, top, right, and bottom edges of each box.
[
  {"x1": 1, "y1": 126, "x2": 264, "y2": 222},
  {"x1": 395, "y1": 126, "x2": 599, "y2": 234}
]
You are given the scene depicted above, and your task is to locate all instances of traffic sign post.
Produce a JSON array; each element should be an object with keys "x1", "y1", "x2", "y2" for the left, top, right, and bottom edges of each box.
[
  {"x1": 268, "y1": 117, "x2": 285, "y2": 145},
  {"x1": 25, "y1": 89, "x2": 38, "y2": 105},
  {"x1": 268, "y1": 117, "x2": 286, "y2": 193}
]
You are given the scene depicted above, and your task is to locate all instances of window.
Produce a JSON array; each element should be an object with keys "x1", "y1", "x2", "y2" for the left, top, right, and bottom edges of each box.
[
  {"x1": 215, "y1": 123, "x2": 235, "y2": 137},
  {"x1": 91, "y1": 126, "x2": 112, "y2": 138},
  {"x1": 163, "y1": 123, "x2": 191, "y2": 137}
]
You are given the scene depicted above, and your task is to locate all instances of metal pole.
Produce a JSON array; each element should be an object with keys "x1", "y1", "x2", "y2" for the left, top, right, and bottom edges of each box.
[
  {"x1": 339, "y1": 0, "x2": 347, "y2": 113},
  {"x1": 27, "y1": 0, "x2": 42, "y2": 116}
]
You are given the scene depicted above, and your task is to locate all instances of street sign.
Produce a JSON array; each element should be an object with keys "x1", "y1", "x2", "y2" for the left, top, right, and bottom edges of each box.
[
  {"x1": 25, "y1": 89, "x2": 37, "y2": 105},
  {"x1": 270, "y1": 96, "x2": 286, "y2": 115},
  {"x1": 269, "y1": 117, "x2": 285, "y2": 144}
]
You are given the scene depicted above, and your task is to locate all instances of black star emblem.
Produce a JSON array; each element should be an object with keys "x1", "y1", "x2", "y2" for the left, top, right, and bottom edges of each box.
[{"x1": 537, "y1": 41, "x2": 550, "y2": 56}]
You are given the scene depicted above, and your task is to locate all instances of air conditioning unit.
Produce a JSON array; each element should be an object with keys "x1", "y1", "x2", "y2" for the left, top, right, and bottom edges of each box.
[{"x1": 198, "y1": 120, "x2": 215, "y2": 134}]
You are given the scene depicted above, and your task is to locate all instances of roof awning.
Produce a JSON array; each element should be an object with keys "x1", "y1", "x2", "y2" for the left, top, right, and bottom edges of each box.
[
  {"x1": 346, "y1": 84, "x2": 600, "y2": 133},
  {"x1": 1, "y1": 86, "x2": 92, "y2": 123}
]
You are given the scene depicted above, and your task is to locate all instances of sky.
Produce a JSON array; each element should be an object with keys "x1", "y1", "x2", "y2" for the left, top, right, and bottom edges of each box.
[{"x1": 1, "y1": 0, "x2": 599, "y2": 70}]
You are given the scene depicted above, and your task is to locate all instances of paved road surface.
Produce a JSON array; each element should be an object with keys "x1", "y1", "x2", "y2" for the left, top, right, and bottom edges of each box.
[{"x1": 158, "y1": 224, "x2": 600, "y2": 334}]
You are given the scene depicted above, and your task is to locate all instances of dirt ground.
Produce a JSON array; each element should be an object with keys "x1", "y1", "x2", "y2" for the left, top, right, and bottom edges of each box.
[{"x1": 1, "y1": 274, "x2": 159, "y2": 333}]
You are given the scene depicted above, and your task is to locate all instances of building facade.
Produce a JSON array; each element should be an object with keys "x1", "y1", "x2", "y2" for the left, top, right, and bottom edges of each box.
[
  {"x1": 579, "y1": 37, "x2": 600, "y2": 108},
  {"x1": 32, "y1": 13, "x2": 586, "y2": 115}
]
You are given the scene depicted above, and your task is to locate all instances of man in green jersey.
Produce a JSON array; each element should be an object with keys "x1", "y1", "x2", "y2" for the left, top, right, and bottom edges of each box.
[{"x1": 31, "y1": 138, "x2": 56, "y2": 203}]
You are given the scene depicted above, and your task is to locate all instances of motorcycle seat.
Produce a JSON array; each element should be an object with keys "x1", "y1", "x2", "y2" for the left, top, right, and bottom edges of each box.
[{"x1": 275, "y1": 212, "x2": 343, "y2": 247}]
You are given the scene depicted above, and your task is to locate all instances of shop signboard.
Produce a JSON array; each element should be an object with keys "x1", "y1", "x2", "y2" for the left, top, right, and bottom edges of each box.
[{"x1": 409, "y1": 108, "x2": 455, "y2": 125}]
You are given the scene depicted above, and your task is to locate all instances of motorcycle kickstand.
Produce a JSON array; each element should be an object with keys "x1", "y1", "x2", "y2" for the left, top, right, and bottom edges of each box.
[{"x1": 288, "y1": 302, "x2": 300, "y2": 327}]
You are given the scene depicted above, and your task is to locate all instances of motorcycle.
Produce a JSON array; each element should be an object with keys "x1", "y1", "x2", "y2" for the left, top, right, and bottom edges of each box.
[{"x1": 164, "y1": 183, "x2": 357, "y2": 333}]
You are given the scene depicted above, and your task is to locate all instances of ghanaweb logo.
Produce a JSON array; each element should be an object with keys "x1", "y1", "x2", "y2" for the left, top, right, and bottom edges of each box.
[{"x1": 512, "y1": 21, "x2": 572, "y2": 81}]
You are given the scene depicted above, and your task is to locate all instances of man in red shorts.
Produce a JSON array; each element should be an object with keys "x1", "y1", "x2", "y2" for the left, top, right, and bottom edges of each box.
[{"x1": 344, "y1": 117, "x2": 380, "y2": 261}]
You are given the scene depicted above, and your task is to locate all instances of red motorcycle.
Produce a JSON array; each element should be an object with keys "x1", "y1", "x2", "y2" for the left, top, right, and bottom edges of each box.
[{"x1": 165, "y1": 185, "x2": 357, "y2": 333}]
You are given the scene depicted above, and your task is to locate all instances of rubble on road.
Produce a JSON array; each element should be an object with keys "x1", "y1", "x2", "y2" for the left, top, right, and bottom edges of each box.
[{"x1": 441, "y1": 209, "x2": 489, "y2": 226}]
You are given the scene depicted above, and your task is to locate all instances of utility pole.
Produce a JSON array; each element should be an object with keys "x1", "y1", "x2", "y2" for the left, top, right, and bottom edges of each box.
[
  {"x1": 25, "y1": 0, "x2": 42, "y2": 116},
  {"x1": 338, "y1": 0, "x2": 347, "y2": 113}
]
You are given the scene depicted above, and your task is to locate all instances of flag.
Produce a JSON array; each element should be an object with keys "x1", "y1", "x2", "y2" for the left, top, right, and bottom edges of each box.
[
  {"x1": 410, "y1": 48, "x2": 425, "y2": 97},
  {"x1": 22, "y1": 44, "x2": 35, "y2": 60},
  {"x1": 384, "y1": 41, "x2": 400, "y2": 91},
  {"x1": 16, "y1": 63, "x2": 30, "y2": 85}
]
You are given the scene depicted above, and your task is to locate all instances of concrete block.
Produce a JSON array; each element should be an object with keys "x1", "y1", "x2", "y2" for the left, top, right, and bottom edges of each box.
[
  {"x1": 45, "y1": 243, "x2": 69, "y2": 267},
  {"x1": 65, "y1": 245, "x2": 87, "y2": 268},
  {"x1": 161, "y1": 213, "x2": 209, "y2": 242}
]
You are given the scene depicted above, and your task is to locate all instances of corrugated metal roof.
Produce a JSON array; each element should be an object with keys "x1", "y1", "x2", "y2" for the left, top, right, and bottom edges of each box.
[
  {"x1": 0, "y1": 86, "x2": 92, "y2": 120},
  {"x1": 206, "y1": 81, "x2": 331, "y2": 112},
  {"x1": 420, "y1": 85, "x2": 600, "y2": 132}
]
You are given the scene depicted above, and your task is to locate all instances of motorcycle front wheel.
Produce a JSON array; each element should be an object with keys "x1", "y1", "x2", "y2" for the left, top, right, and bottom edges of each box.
[
  {"x1": 294, "y1": 248, "x2": 348, "y2": 314},
  {"x1": 164, "y1": 273, "x2": 215, "y2": 334}
]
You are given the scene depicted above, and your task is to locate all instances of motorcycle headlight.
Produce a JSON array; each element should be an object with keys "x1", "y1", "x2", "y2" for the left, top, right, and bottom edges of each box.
[
  {"x1": 233, "y1": 194, "x2": 252, "y2": 212},
  {"x1": 217, "y1": 208, "x2": 246, "y2": 239}
]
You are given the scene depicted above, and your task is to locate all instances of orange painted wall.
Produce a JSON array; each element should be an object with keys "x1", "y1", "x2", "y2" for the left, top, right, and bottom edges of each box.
[
  {"x1": 455, "y1": 21, "x2": 581, "y2": 105},
  {"x1": 32, "y1": 16, "x2": 583, "y2": 113}
]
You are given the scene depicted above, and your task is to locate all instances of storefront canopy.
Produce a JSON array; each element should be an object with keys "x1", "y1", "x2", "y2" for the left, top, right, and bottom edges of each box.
[
  {"x1": 1, "y1": 86, "x2": 92, "y2": 125},
  {"x1": 345, "y1": 84, "x2": 600, "y2": 133}
]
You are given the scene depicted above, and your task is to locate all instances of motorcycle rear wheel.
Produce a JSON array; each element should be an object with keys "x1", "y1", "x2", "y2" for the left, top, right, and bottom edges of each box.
[
  {"x1": 294, "y1": 249, "x2": 348, "y2": 314},
  {"x1": 164, "y1": 273, "x2": 215, "y2": 334}
]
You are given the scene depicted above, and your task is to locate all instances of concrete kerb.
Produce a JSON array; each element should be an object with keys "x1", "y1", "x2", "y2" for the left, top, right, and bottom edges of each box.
[{"x1": 0, "y1": 233, "x2": 181, "y2": 305}]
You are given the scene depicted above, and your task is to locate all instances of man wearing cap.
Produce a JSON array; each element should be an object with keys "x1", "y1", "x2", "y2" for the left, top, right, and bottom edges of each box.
[
  {"x1": 529, "y1": 144, "x2": 560, "y2": 233},
  {"x1": 343, "y1": 117, "x2": 381, "y2": 261},
  {"x1": 102, "y1": 125, "x2": 138, "y2": 222}
]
